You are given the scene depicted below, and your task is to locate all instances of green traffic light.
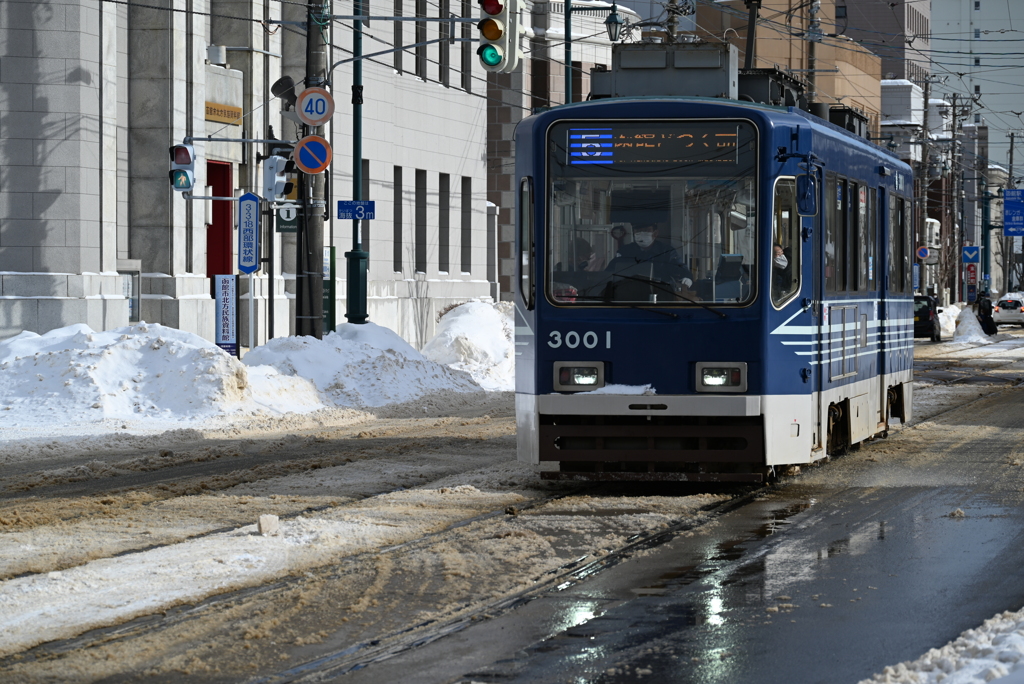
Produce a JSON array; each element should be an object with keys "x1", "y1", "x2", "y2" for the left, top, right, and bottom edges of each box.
[
  {"x1": 478, "y1": 44, "x2": 503, "y2": 67},
  {"x1": 170, "y1": 169, "x2": 193, "y2": 190}
]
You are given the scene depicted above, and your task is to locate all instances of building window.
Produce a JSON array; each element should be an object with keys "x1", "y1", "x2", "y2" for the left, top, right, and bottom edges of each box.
[
  {"x1": 975, "y1": 113, "x2": 982, "y2": 123},
  {"x1": 975, "y1": 1, "x2": 981, "y2": 9},
  {"x1": 440, "y1": 0, "x2": 450, "y2": 86},
  {"x1": 393, "y1": 166, "x2": 403, "y2": 272},
  {"x1": 572, "y1": 61, "x2": 583, "y2": 103},
  {"x1": 975, "y1": 84, "x2": 981, "y2": 94},
  {"x1": 394, "y1": 0, "x2": 403, "y2": 73},
  {"x1": 415, "y1": 169, "x2": 427, "y2": 273},
  {"x1": 439, "y1": 173, "x2": 450, "y2": 273},
  {"x1": 461, "y1": 0, "x2": 472, "y2": 91},
  {"x1": 415, "y1": 0, "x2": 427, "y2": 79},
  {"x1": 974, "y1": 28, "x2": 981, "y2": 38},
  {"x1": 461, "y1": 176, "x2": 472, "y2": 272},
  {"x1": 835, "y1": 5, "x2": 846, "y2": 19},
  {"x1": 975, "y1": 57, "x2": 981, "y2": 66}
]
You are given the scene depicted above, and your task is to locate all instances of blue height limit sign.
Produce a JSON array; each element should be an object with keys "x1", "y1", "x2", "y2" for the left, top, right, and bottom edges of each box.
[
  {"x1": 338, "y1": 200, "x2": 375, "y2": 221},
  {"x1": 1004, "y1": 188, "x2": 1024, "y2": 236}
]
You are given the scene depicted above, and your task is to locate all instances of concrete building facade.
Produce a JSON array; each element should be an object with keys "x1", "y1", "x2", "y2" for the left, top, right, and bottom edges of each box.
[{"x1": 0, "y1": 0, "x2": 495, "y2": 349}]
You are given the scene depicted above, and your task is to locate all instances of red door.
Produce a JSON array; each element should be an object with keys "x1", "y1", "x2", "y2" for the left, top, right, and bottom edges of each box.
[{"x1": 207, "y1": 161, "x2": 233, "y2": 276}]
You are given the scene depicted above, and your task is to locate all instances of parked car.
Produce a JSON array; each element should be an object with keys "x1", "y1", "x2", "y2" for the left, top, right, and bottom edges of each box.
[
  {"x1": 914, "y1": 295, "x2": 942, "y2": 342},
  {"x1": 993, "y1": 296, "x2": 1024, "y2": 327}
]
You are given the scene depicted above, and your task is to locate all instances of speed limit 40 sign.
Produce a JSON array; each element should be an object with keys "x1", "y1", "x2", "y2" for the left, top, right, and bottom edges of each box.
[{"x1": 295, "y1": 87, "x2": 335, "y2": 127}]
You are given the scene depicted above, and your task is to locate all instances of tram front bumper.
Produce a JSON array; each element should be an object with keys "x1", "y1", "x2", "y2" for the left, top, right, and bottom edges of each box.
[{"x1": 517, "y1": 393, "x2": 766, "y2": 481}]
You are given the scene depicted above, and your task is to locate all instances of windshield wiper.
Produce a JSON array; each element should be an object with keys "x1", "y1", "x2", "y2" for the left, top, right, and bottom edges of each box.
[{"x1": 604, "y1": 274, "x2": 729, "y2": 319}]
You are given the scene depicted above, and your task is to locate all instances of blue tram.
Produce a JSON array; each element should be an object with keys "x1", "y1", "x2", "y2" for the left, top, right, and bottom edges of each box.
[{"x1": 514, "y1": 97, "x2": 915, "y2": 482}]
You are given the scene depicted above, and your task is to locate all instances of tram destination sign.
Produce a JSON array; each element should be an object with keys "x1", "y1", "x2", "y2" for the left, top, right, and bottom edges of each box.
[{"x1": 563, "y1": 122, "x2": 746, "y2": 167}]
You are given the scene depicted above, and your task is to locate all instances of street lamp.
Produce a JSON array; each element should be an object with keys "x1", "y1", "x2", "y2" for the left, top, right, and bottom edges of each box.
[{"x1": 565, "y1": 1, "x2": 624, "y2": 104}]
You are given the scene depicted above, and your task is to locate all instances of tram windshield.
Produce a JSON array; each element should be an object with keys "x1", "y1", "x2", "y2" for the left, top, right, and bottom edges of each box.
[{"x1": 545, "y1": 120, "x2": 758, "y2": 306}]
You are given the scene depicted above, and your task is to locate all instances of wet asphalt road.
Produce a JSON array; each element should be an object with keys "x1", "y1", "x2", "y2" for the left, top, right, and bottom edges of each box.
[{"x1": 343, "y1": 385, "x2": 1024, "y2": 684}]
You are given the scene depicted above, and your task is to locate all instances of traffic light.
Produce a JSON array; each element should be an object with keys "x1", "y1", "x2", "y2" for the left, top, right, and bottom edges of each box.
[
  {"x1": 262, "y1": 155, "x2": 294, "y2": 202},
  {"x1": 477, "y1": 0, "x2": 521, "y2": 73},
  {"x1": 168, "y1": 143, "x2": 195, "y2": 192}
]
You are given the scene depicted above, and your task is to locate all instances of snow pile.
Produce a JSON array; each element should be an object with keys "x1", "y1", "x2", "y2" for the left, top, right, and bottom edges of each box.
[
  {"x1": 0, "y1": 310, "x2": 515, "y2": 434},
  {"x1": 953, "y1": 307, "x2": 993, "y2": 345},
  {"x1": 0, "y1": 323, "x2": 317, "y2": 426},
  {"x1": 939, "y1": 303, "x2": 961, "y2": 339},
  {"x1": 242, "y1": 321, "x2": 483, "y2": 407},
  {"x1": 860, "y1": 607, "x2": 1024, "y2": 684},
  {"x1": 420, "y1": 301, "x2": 515, "y2": 391},
  {"x1": 585, "y1": 384, "x2": 656, "y2": 395}
]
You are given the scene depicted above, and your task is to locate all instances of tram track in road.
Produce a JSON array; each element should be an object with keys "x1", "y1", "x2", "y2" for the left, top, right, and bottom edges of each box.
[
  {"x1": 249, "y1": 489, "x2": 759, "y2": 684},
  {"x1": 0, "y1": 473, "x2": 752, "y2": 682},
  {"x1": 1, "y1": 487, "x2": 579, "y2": 664}
]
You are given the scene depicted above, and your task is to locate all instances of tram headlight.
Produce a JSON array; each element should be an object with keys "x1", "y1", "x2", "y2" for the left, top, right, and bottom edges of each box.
[
  {"x1": 695, "y1": 362, "x2": 747, "y2": 393},
  {"x1": 553, "y1": 361, "x2": 605, "y2": 392}
]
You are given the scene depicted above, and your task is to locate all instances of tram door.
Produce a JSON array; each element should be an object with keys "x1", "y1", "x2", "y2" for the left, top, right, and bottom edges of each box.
[
  {"x1": 877, "y1": 186, "x2": 889, "y2": 427},
  {"x1": 811, "y1": 172, "x2": 825, "y2": 452}
]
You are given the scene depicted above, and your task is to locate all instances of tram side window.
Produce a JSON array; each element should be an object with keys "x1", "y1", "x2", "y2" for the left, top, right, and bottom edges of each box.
[
  {"x1": 519, "y1": 177, "x2": 534, "y2": 308},
  {"x1": 888, "y1": 194, "x2": 908, "y2": 294},
  {"x1": 866, "y1": 188, "x2": 876, "y2": 289},
  {"x1": 903, "y1": 198, "x2": 914, "y2": 292},
  {"x1": 825, "y1": 174, "x2": 838, "y2": 292},
  {"x1": 772, "y1": 178, "x2": 800, "y2": 306},
  {"x1": 852, "y1": 183, "x2": 867, "y2": 290}
]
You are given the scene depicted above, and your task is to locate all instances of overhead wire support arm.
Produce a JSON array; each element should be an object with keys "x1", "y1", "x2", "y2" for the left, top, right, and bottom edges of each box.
[
  {"x1": 184, "y1": 137, "x2": 298, "y2": 144},
  {"x1": 329, "y1": 15, "x2": 477, "y2": 21},
  {"x1": 328, "y1": 37, "x2": 474, "y2": 76}
]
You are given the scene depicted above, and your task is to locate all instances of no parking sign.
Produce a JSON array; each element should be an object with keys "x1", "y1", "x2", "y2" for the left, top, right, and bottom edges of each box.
[{"x1": 292, "y1": 135, "x2": 332, "y2": 175}]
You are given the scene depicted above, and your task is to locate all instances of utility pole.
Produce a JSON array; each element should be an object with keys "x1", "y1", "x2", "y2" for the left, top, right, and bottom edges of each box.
[
  {"x1": 918, "y1": 77, "x2": 931, "y2": 295},
  {"x1": 1007, "y1": 131, "x2": 1016, "y2": 291},
  {"x1": 297, "y1": 0, "x2": 327, "y2": 338},
  {"x1": 948, "y1": 92, "x2": 965, "y2": 302}
]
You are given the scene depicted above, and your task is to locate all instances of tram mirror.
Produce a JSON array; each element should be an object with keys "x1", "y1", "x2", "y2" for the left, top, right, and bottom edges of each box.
[{"x1": 796, "y1": 174, "x2": 818, "y2": 216}]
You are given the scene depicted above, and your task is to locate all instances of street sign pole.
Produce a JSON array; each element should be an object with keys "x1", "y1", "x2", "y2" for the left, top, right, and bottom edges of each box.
[
  {"x1": 237, "y1": 192, "x2": 261, "y2": 351},
  {"x1": 347, "y1": 10, "x2": 369, "y2": 325}
]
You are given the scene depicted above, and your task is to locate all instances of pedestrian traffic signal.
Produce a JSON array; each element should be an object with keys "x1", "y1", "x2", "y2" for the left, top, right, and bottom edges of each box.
[
  {"x1": 168, "y1": 143, "x2": 195, "y2": 192},
  {"x1": 477, "y1": 0, "x2": 521, "y2": 73},
  {"x1": 262, "y1": 155, "x2": 293, "y2": 203}
]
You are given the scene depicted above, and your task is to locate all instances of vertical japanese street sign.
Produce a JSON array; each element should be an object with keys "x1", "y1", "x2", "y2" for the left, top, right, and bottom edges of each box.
[
  {"x1": 213, "y1": 274, "x2": 238, "y2": 357},
  {"x1": 966, "y1": 263, "x2": 978, "y2": 285},
  {"x1": 238, "y1": 192, "x2": 260, "y2": 274},
  {"x1": 323, "y1": 246, "x2": 336, "y2": 332},
  {"x1": 1004, "y1": 188, "x2": 1024, "y2": 236}
]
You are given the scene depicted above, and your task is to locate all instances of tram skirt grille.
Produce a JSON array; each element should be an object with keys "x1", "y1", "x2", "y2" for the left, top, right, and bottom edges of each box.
[{"x1": 539, "y1": 416, "x2": 764, "y2": 465}]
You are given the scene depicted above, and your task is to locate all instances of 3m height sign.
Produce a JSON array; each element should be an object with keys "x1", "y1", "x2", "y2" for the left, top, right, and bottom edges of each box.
[{"x1": 238, "y1": 192, "x2": 260, "y2": 274}]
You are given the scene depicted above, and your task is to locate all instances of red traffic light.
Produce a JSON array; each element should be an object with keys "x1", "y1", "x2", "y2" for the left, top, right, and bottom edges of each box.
[
  {"x1": 479, "y1": 0, "x2": 503, "y2": 14},
  {"x1": 171, "y1": 145, "x2": 193, "y2": 164}
]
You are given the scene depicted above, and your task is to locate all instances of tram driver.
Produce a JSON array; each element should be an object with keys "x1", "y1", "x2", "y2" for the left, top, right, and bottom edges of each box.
[{"x1": 606, "y1": 224, "x2": 695, "y2": 293}]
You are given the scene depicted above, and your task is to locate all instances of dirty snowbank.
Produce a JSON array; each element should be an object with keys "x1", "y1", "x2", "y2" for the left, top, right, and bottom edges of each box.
[
  {"x1": 420, "y1": 301, "x2": 515, "y2": 391},
  {"x1": 952, "y1": 307, "x2": 995, "y2": 345},
  {"x1": 859, "y1": 606, "x2": 1024, "y2": 684},
  {"x1": 0, "y1": 304, "x2": 512, "y2": 453}
]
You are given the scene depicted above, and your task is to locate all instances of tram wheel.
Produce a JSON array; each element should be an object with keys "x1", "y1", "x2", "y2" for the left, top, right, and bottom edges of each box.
[{"x1": 826, "y1": 402, "x2": 850, "y2": 456}]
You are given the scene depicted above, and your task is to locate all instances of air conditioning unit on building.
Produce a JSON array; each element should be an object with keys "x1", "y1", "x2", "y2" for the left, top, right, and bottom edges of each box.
[{"x1": 925, "y1": 218, "x2": 941, "y2": 249}]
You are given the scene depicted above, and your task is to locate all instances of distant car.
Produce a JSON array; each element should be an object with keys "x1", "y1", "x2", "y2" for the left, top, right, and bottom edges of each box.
[
  {"x1": 993, "y1": 296, "x2": 1024, "y2": 327},
  {"x1": 914, "y1": 295, "x2": 942, "y2": 342}
]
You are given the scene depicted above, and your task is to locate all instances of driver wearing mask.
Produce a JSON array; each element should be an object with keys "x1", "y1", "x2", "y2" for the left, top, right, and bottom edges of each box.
[{"x1": 607, "y1": 224, "x2": 694, "y2": 289}]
